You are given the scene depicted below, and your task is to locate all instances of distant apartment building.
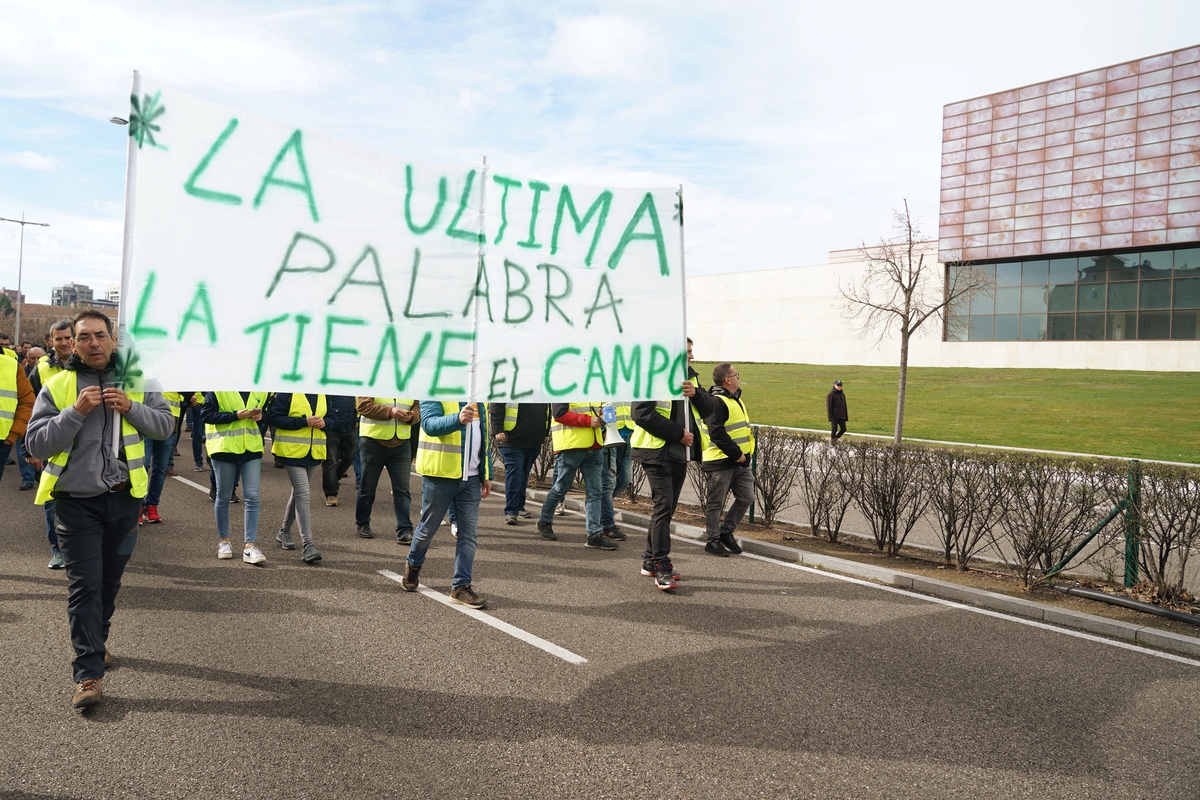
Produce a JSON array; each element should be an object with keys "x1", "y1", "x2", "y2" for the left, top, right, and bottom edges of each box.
[
  {"x1": 105, "y1": 283, "x2": 120, "y2": 304},
  {"x1": 51, "y1": 282, "x2": 94, "y2": 307}
]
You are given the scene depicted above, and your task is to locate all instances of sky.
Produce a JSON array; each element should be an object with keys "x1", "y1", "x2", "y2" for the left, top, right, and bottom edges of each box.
[{"x1": 1, "y1": 0, "x2": 1198, "y2": 311}]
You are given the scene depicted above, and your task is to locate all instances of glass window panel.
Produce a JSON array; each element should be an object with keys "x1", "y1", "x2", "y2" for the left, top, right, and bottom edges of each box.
[
  {"x1": 1019, "y1": 314, "x2": 1047, "y2": 341},
  {"x1": 1076, "y1": 313, "x2": 1104, "y2": 340},
  {"x1": 1048, "y1": 283, "x2": 1076, "y2": 312},
  {"x1": 1138, "y1": 250, "x2": 1174, "y2": 277},
  {"x1": 1021, "y1": 260, "x2": 1049, "y2": 285},
  {"x1": 1048, "y1": 314, "x2": 1075, "y2": 340},
  {"x1": 1139, "y1": 280, "x2": 1172, "y2": 310},
  {"x1": 1105, "y1": 255, "x2": 1139, "y2": 281},
  {"x1": 1106, "y1": 312, "x2": 1137, "y2": 340},
  {"x1": 996, "y1": 262, "x2": 1022, "y2": 287},
  {"x1": 1048, "y1": 257, "x2": 1079, "y2": 284},
  {"x1": 995, "y1": 287, "x2": 1021, "y2": 314},
  {"x1": 946, "y1": 317, "x2": 969, "y2": 342},
  {"x1": 993, "y1": 314, "x2": 1019, "y2": 341},
  {"x1": 1077, "y1": 255, "x2": 1109, "y2": 282},
  {"x1": 1077, "y1": 283, "x2": 1106, "y2": 311},
  {"x1": 1175, "y1": 278, "x2": 1200, "y2": 309},
  {"x1": 1172, "y1": 310, "x2": 1199, "y2": 340},
  {"x1": 968, "y1": 315, "x2": 993, "y2": 341},
  {"x1": 1174, "y1": 247, "x2": 1200, "y2": 274},
  {"x1": 1137, "y1": 311, "x2": 1170, "y2": 340},
  {"x1": 1107, "y1": 282, "x2": 1137, "y2": 311},
  {"x1": 1021, "y1": 285, "x2": 1048, "y2": 313},
  {"x1": 970, "y1": 289, "x2": 995, "y2": 315}
]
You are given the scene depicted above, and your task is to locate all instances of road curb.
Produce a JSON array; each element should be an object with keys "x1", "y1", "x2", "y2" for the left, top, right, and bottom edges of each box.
[{"x1": 531, "y1": 490, "x2": 1200, "y2": 659}]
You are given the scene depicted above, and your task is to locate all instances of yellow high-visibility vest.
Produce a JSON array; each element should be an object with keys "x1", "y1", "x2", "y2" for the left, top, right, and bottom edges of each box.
[
  {"x1": 206, "y1": 392, "x2": 267, "y2": 456},
  {"x1": 549, "y1": 403, "x2": 603, "y2": 451},
  {"x1": 359, "y1": 397, "x2": 416, "y2": 441},
  {"x1": 270, "y1": 394, "x2": 327, "y2": 460},
  {"x1": 36, "y1": 358, "x2": 64, "y2": 389},
  {"x1": 34, "y1": 371, "x2": 148, "y2": 505},
  {"x1": 415, "y1": 402, "x2": 492, "y2": 480},
  {"x1": 629, "y1": 401, "x2": 711, "y2": 452},
  {"x1": 162, "y1": 391, "x2": 184, "y2": 419},
  {"x1": 615, "y1": 403, "x2": 634, "y2": 432},
  {"x1": 0, "y1": 356, "x2": 17, "y2": 440},
  {"x1": 702, "y1": 394, "x2": 755, "y2": 461}
]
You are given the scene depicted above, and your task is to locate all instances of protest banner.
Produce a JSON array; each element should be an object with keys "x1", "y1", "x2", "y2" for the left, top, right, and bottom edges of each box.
[{"x1": 116, "y1": 73, "x2": 688, "y2": 402}]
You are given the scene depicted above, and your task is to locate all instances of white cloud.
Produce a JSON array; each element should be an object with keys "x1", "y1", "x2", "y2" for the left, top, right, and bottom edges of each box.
[
  {"x1": 545, "y1": 15, "x2": 656, "y2": 81},
  {"x1": 0, "y1": 151, "x2": 59, "y2": 171}
]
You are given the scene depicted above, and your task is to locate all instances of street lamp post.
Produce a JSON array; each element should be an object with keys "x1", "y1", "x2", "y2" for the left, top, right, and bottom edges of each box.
[{"x1": 0, "y1": 213, "x2": 50, "y2": 343}]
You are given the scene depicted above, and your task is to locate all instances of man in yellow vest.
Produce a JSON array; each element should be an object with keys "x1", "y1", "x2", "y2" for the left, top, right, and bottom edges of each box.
[
  {"x1": 400, "y1": 401, "x2": 491, "y2": 609},
  {"x1": 598, "y1": 401, "x2": 634, "y2": 539},
  {"x1": 0, "y1": 338, "x2": 35, "y2": 486},
  {"x1": 25, "y1": 310, "x2": 174, "y2": 709},
  {"x1": 486, "y1": 402, "x2": 550, "y2": 525},
  {"x1": 26, "y1": 320, "x2": 74, "y2": 568},
  {"x1": 701, "y1": 362, "x2": 755, "y2": 557},
  {"x1": 535, "y1": 403, "x2": 619, "y2": 550},
  {"x1": 355, "y1": 397, "x2": 420, "y2": 542}
]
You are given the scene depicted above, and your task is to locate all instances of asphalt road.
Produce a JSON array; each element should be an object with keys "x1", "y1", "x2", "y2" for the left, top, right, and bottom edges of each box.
[{"x1": 3, "y1": 456, "x2": 1200, "y2": 799}]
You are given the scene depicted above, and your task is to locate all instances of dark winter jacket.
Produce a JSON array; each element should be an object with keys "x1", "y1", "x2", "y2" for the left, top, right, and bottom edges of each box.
[
  {"x1": 630, "y1": 387, "x2": 716, "y2": 466},
  {"x1": 826, "y1": 386, "x2": 848, "y2": 422},
  {"x1": 487, "y1": 403, "x2": 550, "y2": 449},
  {"x1": 702, "y1": 386, "x2": 751, "y2": 472}
]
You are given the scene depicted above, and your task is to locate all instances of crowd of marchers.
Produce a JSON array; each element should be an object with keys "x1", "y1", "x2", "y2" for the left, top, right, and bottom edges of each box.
[{"x1": 2, "y1": 319, "x2": 781, "y2": 712}]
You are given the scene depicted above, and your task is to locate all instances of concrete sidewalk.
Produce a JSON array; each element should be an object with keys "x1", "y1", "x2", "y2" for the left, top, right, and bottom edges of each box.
[{"x1": 533, "y1": 489, "x2": 1200, "y2": 660}]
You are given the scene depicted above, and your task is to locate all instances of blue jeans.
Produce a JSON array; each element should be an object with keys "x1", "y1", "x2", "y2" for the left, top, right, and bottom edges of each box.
[
  {"x1": 599, "y1": 440, "x2": 631, "y2": 529},
  {"x1": 0, "y1": 441, "x2": 10, "y2": 484},
  {"x1": 407, "y1": 474, "x2": 481, "y2": 590},
  {"x1": 214, "y1": 458, "x2": 262, "y2": 542},
  {"x1": 46, "y1": 501, "x2": 58, "y2": 550},
  {"x1": 355, "y1": 437, "x2": 413, "y2": 536},
  {"x1": 500, "y1": 446, "x2": 539, "y2": 516},
  {"x1": 188, "y1": 405, "x2": 205, "y2": 466},
  {"x1": 539, "y1": 449, "x2": 603, "y2": 537},
  {"x1": 17, "y1": 437, "x2": 36, "y2": 484},
  {"x1": 143, "y1": 430, "x2": 178, "y2": 507}
]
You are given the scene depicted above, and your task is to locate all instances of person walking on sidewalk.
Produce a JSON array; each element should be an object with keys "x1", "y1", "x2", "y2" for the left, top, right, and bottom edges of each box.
[
  {"x1": 399, "y1": 402, "x2": 491, "y2": 609},
  {"x1": 535, "y1": 402, "x2": 617, "y2": 551},
  {"x1": 354, "y1": 396, "x2": 419, "y2": 543},
  {"x1": 487, "y1": 402, "x2": 549, "y2": 525},
  {"x1": 25, "y1": 310, "x2": 173, "y2": 709},
  {"x1": 702, "y1": 363, "x2": 756, "y2": 557},
  {"x1": 266, "y1": 392, "x2": 331, "y2": 564},
  {"x1": 827, "y1": 380, "x2": 848, "y2": 445},
  {"x1": 202, "y1": 391, "x2": 268, "y2": 565},
  {"x1": 631, "y1": 377, "x2": 715, "y2": 590}
]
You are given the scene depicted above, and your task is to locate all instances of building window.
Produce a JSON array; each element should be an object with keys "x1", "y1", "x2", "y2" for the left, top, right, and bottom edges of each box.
[{"x1": 948, "y1": 245, "x2": 1200, "y2": 342}]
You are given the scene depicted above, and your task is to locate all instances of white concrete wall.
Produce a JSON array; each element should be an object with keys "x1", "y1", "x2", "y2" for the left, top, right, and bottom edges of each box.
[{"x1": 686, "y1": 250, "x2": 1199, "y2": 371}]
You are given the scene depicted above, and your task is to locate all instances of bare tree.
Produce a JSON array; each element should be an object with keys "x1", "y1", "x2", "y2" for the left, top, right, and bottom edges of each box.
[
  {"x1": 839, "y1": 199, "x2": 991, "y2": 446},
  {"x1": 751, "y1": 426, "x2": 805, "y2": 527}
]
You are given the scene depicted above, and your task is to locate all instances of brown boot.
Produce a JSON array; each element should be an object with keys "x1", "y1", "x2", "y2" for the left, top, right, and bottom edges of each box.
[{"x1": 72, "y1": 677, "x2": 103, "y2": 709}]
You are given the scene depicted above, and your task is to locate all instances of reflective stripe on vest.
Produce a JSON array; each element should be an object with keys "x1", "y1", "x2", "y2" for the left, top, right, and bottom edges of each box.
[
  {"x1": 205, "y1": 391, "x2": 267, "y2": 456},
  {"x1": 503, "y1": 405, "x2": 518, "y2": 431},
  {"x1": 414, "y1": 402, "x2": 492, "y2": 480},
  {"x1": 0, "y1": 356, "x2": 17, "y2": 440},
  {"x1": 615, "y1": 403, "x2": 634, "y2": 431},
  {"x1": 702, "y1": 394, "x2": 755, "y2": 461},
  {"x1": 34, "y1": 370, "x2": 149, "y2": 505},
  {"x1": 270, "y1": 394, "x2": 327, "y2": 460},
  {"x1": 628, "y1": 402, "x2": 672, "y2": 449},
  {"x1": 162, "y1": 391, "x2": 184, "y2": 418},
  {"x1": 549, "y1": 402, "x2": 603, "y2": 451},
  {"x1": 359, "y1": 397, "x2": 416, "y2": 441}
]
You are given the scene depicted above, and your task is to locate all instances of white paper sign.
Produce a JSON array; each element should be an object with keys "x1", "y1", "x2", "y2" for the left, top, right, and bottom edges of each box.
[{"x1": 117, "y1": 75, "x2": 688, "y2": 402}]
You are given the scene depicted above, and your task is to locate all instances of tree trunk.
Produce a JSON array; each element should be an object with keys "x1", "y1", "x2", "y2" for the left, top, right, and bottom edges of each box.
[{"x1": 894, "y1": 331, "x2": 909, "y2": 447}]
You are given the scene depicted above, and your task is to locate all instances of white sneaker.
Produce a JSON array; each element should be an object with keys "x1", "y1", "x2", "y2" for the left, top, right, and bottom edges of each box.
[
  {"x1": 450, "y1": 522, "x2": 459, "y2": 538},
  {"x1": 217, "y1": 540, "x2": 233, "y2": 559},
  {"x1": 242, "y1": 545, "x2": 267, "y2": 565}
]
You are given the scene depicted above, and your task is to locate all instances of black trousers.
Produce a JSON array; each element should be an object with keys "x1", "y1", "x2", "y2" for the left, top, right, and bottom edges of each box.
[
  {"x1": 54, "y1": 488, "x2": 141, "y2": 683},
  {"x1": 641, "y1": 460, "x2": 687, "y2": 563},
  {"x1": 322, "y1": 428, "x2": 359, "y2": 497},
  {"x1": 831, "y1": 419, "x2": 847, "y2": 442}
]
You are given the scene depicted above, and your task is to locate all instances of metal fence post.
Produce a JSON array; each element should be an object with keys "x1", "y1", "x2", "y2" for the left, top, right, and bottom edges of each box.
[{"x1": 1124, "y1": 459, "x2": 1141, "y2": 588}]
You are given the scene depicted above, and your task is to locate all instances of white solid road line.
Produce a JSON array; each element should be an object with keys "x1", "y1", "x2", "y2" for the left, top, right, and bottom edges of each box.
[
  {"x1": 377, "y1": 570, "x2": 588, "y2": 665},
  {"x1": 172, "y1": 475, "x2": 209, "y2": 492},
  {"x1": 729, "y1": 547, "x2": 1200, "y2": 668}
]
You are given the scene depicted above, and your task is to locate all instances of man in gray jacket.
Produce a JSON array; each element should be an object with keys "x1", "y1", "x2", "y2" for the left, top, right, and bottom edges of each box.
[{"x1": 26, "y1": 311, "x2": 173, "y2": 709}]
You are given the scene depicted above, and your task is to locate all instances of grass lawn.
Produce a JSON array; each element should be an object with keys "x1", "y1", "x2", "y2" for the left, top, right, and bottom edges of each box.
[{"x1": 691, "y1": 362, "x2": 1200, "y2": 464}]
